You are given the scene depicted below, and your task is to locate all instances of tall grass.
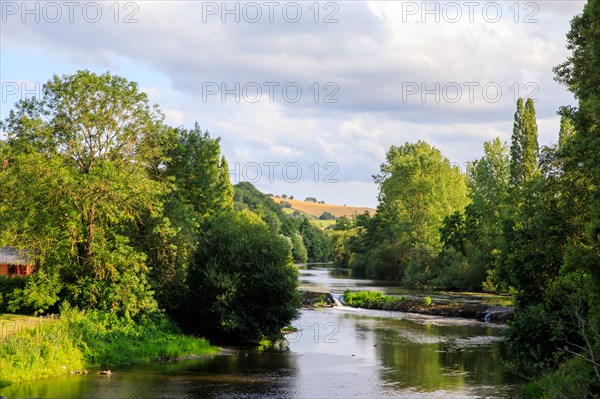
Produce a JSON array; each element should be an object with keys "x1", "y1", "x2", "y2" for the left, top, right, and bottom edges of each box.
[
  {"x1": 0, "y1": 303, "x2": 218, "y2": 387},
  {"x1": 0, "y1": 313, "x2": 84, "y2": 386}
]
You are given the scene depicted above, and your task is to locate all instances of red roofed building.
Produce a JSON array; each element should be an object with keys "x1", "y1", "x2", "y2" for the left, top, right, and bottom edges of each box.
[{"x1": 0, "y1": 247, "x2": 33, "y2": 277}]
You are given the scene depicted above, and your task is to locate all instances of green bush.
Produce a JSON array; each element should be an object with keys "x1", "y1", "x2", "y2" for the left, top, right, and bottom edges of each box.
[
  {"x1": 185, "y1": 210, "x2": 300, "y2": 343},
  {"x1": 0, "y1": 276, "x2": 28, "y2": 313},
  {"x1": 521, "y1": 358, "x2": 596, "y2": 399},
  {"x1": 430, "y1": 248, "x2": 487, "y2": 291},
  {"x1": 5, "y1": 270, "x2": 62, "y2": 315}
]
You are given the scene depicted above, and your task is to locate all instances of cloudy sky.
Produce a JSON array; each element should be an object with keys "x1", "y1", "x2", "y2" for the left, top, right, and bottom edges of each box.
[{"x1": 0, "y1": 1, "x2": 584, "y2": 207}]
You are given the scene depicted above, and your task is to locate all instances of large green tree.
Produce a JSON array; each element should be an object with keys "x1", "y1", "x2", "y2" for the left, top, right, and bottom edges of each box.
[
  {"x1": 185, "y1": 210, "x2": 300, "y2": 343},
  {"x1": 350, "y1": 141, "x2": 468, "y2": 282},
  {"x1": 436, "y1": 138, "x2": 511, "y2": 291},
  {"x1": 0, "y1": 71, "x2": 167, "y2": 317},
  {"x1": 375, "y1": 141, "x2": 468, "y2": 251},
  {"x1": 140, "y1": 124, "x2": 234, "y2": 311}
]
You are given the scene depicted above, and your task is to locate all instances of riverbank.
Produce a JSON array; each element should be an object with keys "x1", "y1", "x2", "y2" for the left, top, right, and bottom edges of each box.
[
  {"x1": 0, "y1": 304, "x2": 219, "y2": 388},
  {"x1": 301, "y1": 290, "x2": 514, "y2": 322}
]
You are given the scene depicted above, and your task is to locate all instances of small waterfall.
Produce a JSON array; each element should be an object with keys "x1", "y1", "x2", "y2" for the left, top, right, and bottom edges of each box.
[
  {"x1": 330, "y1": 293, "x2": 345, "y2": 307},
  {"x1": 483, "y1": 307, "x2": 514, "y2": 323}
]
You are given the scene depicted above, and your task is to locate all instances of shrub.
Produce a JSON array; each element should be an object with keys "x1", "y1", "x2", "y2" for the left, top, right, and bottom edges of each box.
[
  {"x1": 0, "y1": 276, "x2": 28, "y2": 313},
  {"x1": 185, "y1": 210, "x2": 300, "y2": 343}
]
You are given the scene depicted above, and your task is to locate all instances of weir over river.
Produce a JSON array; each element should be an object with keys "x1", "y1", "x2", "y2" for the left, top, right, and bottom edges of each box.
[{"x1": 0, "y1": 264, "x2": 522, "y2": 398}]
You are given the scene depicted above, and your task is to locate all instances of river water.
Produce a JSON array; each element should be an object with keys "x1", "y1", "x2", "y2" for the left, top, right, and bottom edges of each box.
[{"x1": 0, "y1": 265, "x2": 521, "y2": 398}]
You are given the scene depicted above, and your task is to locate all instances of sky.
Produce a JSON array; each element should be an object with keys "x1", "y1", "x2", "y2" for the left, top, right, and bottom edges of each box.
[{"x1": 0, "y1": 0, "x2": 584, "y2": 208}]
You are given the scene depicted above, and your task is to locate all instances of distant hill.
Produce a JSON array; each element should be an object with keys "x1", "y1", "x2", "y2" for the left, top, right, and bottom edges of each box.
[{"x1": 272, "y1": 197, "x2": 376, "y2": 219}]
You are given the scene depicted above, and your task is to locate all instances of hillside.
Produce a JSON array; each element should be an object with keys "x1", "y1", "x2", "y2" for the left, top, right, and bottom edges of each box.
[{"x1": 272, "y1": 197, "x2": 376, "y2": 219}]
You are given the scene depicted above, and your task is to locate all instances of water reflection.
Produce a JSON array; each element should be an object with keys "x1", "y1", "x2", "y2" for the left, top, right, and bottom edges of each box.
[
  {"x1": 0, "y1": 267, "x2": 521, "y2": 398},
  {"x1": 1, "y1": 354, "x2": 298, "y2": 399},
  {"x1": 298, "y1": 265, "x2": 410, "y2": 295},
  {"x1": 289, "y1": 309, "x2": 520, "y2": 398}
]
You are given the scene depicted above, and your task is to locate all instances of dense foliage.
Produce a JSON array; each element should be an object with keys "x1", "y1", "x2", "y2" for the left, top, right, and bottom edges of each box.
[
  {"x1": 183, "y1": 210, "x2": 300, "y2": 343},
  {"x1": 0, "y1": 71, "x2": 301, "y2": 345},
  {"x1": 341, "y1": 141, "x2": 468, "y2": 282},
  {"x1": 3, "y1": 1, "x2": 600, "y2": 392},
  {"x1": 233, "y1": 182, "x2": 331, "y2": 263},
  {"x1": 328, "y1": 1, "x2": 600, "y2": 395}
]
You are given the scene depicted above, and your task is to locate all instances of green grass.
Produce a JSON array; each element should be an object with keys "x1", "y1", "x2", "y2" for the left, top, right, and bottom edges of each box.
[
  {"x1": 0, "y1": 313, "x2": 58, "y2": 341},
  {"x1": 0, "y1": 304, "x2": 218, "y2": 388},
  {"x1": 281, "y1": 207, "x2": 315, "y2": 218},
  {"x1": 0, "y1": 314, "x2": 85, "y2": 387},
  {"x1": 343, "y1": 290, "x2": 400, "y2": 308},
  {"x1": 310, "y1": 219, "x2": 336, "y2": 228}
]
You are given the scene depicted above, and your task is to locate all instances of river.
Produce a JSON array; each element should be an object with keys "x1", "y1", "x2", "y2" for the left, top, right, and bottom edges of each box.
[{"x1": 0, "y1": 265, "x2": 521, "y2": 398}]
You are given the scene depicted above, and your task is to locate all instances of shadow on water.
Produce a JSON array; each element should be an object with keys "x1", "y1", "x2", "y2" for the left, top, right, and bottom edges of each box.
[{"x1": 0, "y1": 353, "x2": 299, "y2": 399}]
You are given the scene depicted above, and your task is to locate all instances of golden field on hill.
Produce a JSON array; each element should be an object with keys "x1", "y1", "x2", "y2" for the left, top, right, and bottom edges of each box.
[{"x1": 272, "y1": 197, "x2": 376, "y2": 219}]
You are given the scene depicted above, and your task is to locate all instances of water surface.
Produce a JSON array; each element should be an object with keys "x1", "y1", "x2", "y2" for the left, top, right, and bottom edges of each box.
[{"x1": 0, "y1": 266, "x2": 521, "y2": 398}]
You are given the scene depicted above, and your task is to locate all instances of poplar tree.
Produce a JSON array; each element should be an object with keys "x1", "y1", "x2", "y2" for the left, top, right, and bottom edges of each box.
[{"x1": 510, "y1": 98, "x2": 539, "y2": 186}]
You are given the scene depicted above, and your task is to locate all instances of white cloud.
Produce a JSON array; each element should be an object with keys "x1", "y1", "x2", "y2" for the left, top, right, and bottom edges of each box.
[{"x1": 0, "y1": 0, "x2": 586, "y2": 207}]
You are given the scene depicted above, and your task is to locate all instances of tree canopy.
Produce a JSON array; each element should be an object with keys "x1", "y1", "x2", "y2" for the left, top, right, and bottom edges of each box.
[
  {"x1": 184, "y1": 210, "x2": 300, "y2": 343},
  {"x1": 0, "y1": 71, "x2": 301, "y2": 344}
]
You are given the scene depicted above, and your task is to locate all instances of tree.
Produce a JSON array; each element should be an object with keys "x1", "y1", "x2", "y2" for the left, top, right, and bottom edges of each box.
[
  {"x1": 319, "y1": 211, "x2": 335, "y2": 220},
  {"x1": 0, "y1": 71, "x2": 166, "y2": 317},
  {"x1": 465, "y1": 138, "x2": 511, "y2": 290},
  {"x1": 140, "y1": 124, "x2": 234, "y2": 311},
  {"x1": 468, "y1": 138, "x2": 511, "y2": 225},
  {"x1": 300, "y1": 219, "x2": 331, "y2": 262},
  {"x1": 346, "y1": 141, "x2": 469, "y2": 283},
  {"x1": 510, "y1": 98, "x2": 539, "y2": 187},
  {"x1": 332, "y1": 215, "x2": 354, "y2": 231},
  {"x1": 504, "y1": 2, "x2": 600, "y2": 392},
  {"x1": 330, "y1": 229, "x2": 356, "y2": 268},
  {"x1": 280, "y1": 218, "x2": 308, "y2": 263},
  {"x1": 374, "y1": 141, "x2": 468, "y2": 252},
  {"x1": 558, "y1": 112, "x2": 576, "y2": 150},
  {"x1": 166, "y1": 124, "x2": 233, "y2": 218},
  {"x1": 185, "y1": 210, "x2": 300, "y2": 343}
]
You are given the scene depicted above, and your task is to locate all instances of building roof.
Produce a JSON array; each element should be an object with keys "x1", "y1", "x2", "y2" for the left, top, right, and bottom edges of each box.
[{"x1": 0, "y1": 247, "x2": 32, "y2": 265}]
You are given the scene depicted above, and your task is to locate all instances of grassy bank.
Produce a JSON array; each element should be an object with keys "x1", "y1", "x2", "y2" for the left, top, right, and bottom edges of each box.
[{"x1": 0, "y1": 304, "x2": 218, "y2": 387}]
